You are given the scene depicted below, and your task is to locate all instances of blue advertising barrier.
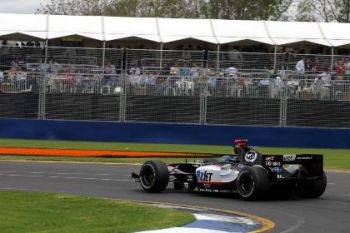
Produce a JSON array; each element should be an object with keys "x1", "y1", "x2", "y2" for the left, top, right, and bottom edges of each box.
[{"x1": 0, "y1": 118, "x2": 350, "y2": 148}]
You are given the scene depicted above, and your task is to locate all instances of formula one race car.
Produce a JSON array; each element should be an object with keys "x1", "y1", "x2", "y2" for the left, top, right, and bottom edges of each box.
[{"x1": 131, "y1": 140, "x2": 327, "y2": 200}]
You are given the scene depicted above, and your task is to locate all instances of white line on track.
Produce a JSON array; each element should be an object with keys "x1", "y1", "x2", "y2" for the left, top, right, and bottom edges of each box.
[
  {"x1": 0, "y1": 171, "x2": 114, "y2": 176},
  {"x1": 0, "y1": 173, "x2": 129, "y2": 182},
  {"x1": 64, "y1": 177, "x2": 81, "y2": 179},
  {"x1": 280, "y1": 219, "x2": 305, "y2": 233},
  {"x1": 55, "y1": 173, "x2": 82, "y2": 175}
]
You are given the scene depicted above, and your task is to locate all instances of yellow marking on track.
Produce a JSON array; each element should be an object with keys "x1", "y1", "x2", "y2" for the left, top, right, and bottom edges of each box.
[{"x1": 135, "y1": 200, "x2": 275, "y2": 233}]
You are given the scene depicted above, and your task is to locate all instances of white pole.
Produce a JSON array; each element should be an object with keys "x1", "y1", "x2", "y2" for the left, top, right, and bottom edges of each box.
[
  {"x1": 102, "y1": 41, "x2": 106, "y2": 72},
  {"x1": 160, "y1": 43, "x2": 163, "y2": 73},
  {"x1": 330, "y1": 47, "x2": 334, "y2": 72},
  {"x1": 274, "y1": 45, "x2": 277, "y2": 73}
]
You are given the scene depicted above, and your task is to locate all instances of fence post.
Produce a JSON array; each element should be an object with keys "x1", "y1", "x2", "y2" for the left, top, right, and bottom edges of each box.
[
  {"x1": 38, "y1": 41, "x2": 49, "y2": 120},
  {"x1": 199, "y1": 78, "x2": 208, "y2": 125},
  {"x1": 119, "y1": 71, "x2": 127, "y2": 122},
  {"x1": 119, "y1": 48, "x2": 128, "y2": 122},
  {"x1": 102, "y1": 41, "x2": 106, "y2": 72},
  {"x1": 216, "y1": 44, "x2": 220, "y2": 72},
  {"x1": 330, "y1": 47, "x2": 334, "y2": 72},
  {"x1": 273, "y1": 45, "x2": 277, "y2": 72},
  {"x1": 160, "y1": 43, "x2": 163, "y2": 73},
  {"x1": 279, "y1": 86, "x2": 287, "y2": 127}
]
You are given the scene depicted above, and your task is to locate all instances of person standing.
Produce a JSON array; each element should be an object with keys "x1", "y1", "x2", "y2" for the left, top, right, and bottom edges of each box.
[{"x1": 295, "y1": 57, "x2": 305, "y2": 76}]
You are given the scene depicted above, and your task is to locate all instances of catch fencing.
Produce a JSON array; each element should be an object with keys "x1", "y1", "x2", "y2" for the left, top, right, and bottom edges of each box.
[{"x1": 0, "y1": 46, "x2": 350, "y2": 128}]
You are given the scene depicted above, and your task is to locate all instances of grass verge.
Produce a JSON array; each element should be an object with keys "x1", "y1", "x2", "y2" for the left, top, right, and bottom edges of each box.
[
  {"x1": 0, "y1": 191, "x2": 194, "y2": 233},
  {"x1": 0, "y1": 139, "x2": 349, "y2": 170}
]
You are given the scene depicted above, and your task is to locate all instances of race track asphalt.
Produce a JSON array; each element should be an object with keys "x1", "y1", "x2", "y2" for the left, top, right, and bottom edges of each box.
[{"x1": 0, "y1": 161, "x2": 349, "y2": 233}]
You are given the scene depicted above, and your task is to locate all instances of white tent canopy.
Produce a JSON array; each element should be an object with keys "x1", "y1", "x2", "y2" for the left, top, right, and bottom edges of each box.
[
  {"x1": 211, "y1": 20, "x2": 273, "y2": 45},
  {"x1": 1, "y1": 13, "x2": 350, "y2": 47},
  {"x1": 48, "y1": 15, "x2": 104, "y2": 40},
  {"x1": 104, "y1": 17, "x2": 160, "y2": 42}
]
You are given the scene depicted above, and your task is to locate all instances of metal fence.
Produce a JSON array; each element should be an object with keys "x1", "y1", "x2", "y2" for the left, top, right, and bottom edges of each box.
[{"x1": 1, "y1": 46, "x2": 350, "y2": 128}]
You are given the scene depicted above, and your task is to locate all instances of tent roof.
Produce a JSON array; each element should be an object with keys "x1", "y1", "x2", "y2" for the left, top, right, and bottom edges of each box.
[
  {"x1": 0, "y1": 14, "x2": 47, "y2": 39},
  {"x1": 211, "y1": 20, "x2": 273, "y2": 45},
  {"x1": 0, "y1": 13, "x2": 350, "y2": 47},
  {"x1": 104, "y1": 17, "x2": 160, "y2": 42}
]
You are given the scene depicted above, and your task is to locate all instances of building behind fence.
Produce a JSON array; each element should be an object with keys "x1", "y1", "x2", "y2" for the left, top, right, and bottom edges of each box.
[{"x1": 0, "y1": 46, "x2": 350, "y2": 129}]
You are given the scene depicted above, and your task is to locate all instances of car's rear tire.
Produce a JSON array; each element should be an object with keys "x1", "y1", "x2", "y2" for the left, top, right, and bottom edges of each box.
[
  {"x1": 236, "y1": 166, "x2": 270, "y2": 200},
  {"x1": 139, "y1": 160, "x2": 169, "y2": 193},
  {"x1": 298, "y1": 171, "x2": 327, "y2": 198}
]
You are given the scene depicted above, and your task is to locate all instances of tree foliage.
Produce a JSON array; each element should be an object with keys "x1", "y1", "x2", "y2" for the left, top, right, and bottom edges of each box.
[
  {"x1": 37, "y1": 0, "x2": 293, "y2": 21},
  {"x1": 200, "y1": 0, "x2": 293, "y2": 20},
  {"x1": 295, "y1": 0, "x2": 350, "y2": 22},
  {"x1": 37, "y1": 0, "x2": 102, "y2": 15}
]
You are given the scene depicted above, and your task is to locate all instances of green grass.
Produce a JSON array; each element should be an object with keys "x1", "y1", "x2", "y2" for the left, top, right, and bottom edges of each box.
[
  {"x1": 0, "y1": 191, "x2": 194, "y2": 233},
  {"x1": 0, "y1": 138, "x2": 227, "y2": 153},
  {"x1": 0, "y1": 138, "x2": 349, "y2": 170}
]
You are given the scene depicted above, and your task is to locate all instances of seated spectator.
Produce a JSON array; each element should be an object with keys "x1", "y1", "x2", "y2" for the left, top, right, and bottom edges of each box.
[
  {"x1": 228, "y1": 48, "x2": 243, "y2": 62},
  {"x1": 190, "y1": 64, "x2": 200, "y2": 78},
  {"x1": 48, "y1": 59, "x2": 59, "y2": 74},
  {"x1": 295, "y1": 58, "x2": 305, "y2": 75},
  {"x1": 312, "y1": 76, "x2": 330, "y2": 99},
  {"x1": 11, "y1": 60, "x2": 19, "y2": 71},
  {"x1": 64, "y1": 69, "x2": 74, "y2": 84},
  {"x1": 105, "y1": 61, "x2": 117, "y2": 85},
  {"x1": 336, "y1": 59, "x2": 345, "y2": 80},
  {"x1": 225, "y1": 67, "x2": 238, "y2": 80},
  {"x1": 74, "y1": 71, "x2": 83, "y2": 85},
  {"x1": 305, "y1": 58, "x2": 312, "y2": 72},
  {"x1": 8, "y1": 69, "x2": 16, "y2": 82},
  {"x1": 345, "y1": 58, "x2": 350, "y2": 77},
  {"x1": 0, "y1": 70, "x2": 4, "y2": 82},
  {"x1": 281, "y1": 48, "x2": 293, "y2": 70},
  {"x1": 311, "y1": 58, "x2": 322, "y2": 73},
  {"x1": 271, "y1": 76, "x2": 283, "y2": 98},
  {"x1": 170, "y1": 63, "x2": 178, "y2": 76},
  {"x1": 105, "y1": 61, "x2": 116, "y2": 75},
  {"x1": 207, "y1": 72, "x2": 217, "y2": 88},
  {"x1": 319, "y1": 68, "x2": 331, "y2": 85},
  {"x1": 15, "y1": 69, "x2": 27, "y2": 81}
]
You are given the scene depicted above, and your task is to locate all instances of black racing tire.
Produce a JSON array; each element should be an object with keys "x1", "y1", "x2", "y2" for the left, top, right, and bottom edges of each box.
[
  {"x1": 299, "y1": 171, "x2": 327, "y2": 198},
  {"x1": 236, "y1": 166, "x2": 270, "y2": 200},
  {"x1": 139, "y1": 160, "x2": 169, "y2": 193}
]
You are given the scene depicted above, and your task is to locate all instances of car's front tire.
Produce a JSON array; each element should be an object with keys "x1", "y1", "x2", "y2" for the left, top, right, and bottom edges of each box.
[
  {"x1": 139, "y1": 160, "x2": 169, "y2": 193},
  {"x1": 236, "y1": 166, "x2": 270, "y2": 200}
]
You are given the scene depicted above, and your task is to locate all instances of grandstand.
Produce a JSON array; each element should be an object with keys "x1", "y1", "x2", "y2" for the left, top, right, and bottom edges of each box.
[{"x1": 1, "y1": 14, "x2": 350, "y2": 129}]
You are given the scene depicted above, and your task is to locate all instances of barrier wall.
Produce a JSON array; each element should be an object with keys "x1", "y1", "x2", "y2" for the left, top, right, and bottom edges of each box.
[{"x1": 0, "y1": 118, "x2": 350, "y2": 149}]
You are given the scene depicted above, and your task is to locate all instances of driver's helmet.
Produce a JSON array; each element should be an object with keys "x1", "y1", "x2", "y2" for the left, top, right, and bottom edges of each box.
[
  {"x1": 233, "y1": 139, "x2": 249, "y2": 154},
  {"x1": 222, "y1": 155, "x2": 233, "y2": 163}
]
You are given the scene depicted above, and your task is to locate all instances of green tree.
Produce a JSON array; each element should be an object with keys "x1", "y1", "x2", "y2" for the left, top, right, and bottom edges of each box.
[
  {"x1": 199, "y1": 0, "x2": 293, "y2": 20},
  {"x1": 37, "y1": 0, "x2": 294, "y2": 21},
  {"x1": 295, "y1": 0, "x2": 350, "y2": 22},
  {"x1": 37, "y1": 0, "x2": 103, "y2": 15}
]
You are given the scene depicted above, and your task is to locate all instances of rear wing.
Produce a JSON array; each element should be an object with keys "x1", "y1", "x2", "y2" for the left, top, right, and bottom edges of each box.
[{"x1": 263, "y1": 154, "x2": 324, "y2": 177}]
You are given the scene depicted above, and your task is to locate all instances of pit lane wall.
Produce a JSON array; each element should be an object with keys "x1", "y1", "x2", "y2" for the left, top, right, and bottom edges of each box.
[{"x1": 0, "y1": 118, "x2": 349, "y2": 149}]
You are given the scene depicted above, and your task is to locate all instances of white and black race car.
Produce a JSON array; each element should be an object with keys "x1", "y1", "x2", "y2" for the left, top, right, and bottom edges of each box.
[{"x1": 131, "y1": 140, "x2": 327, "y2": 200}]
